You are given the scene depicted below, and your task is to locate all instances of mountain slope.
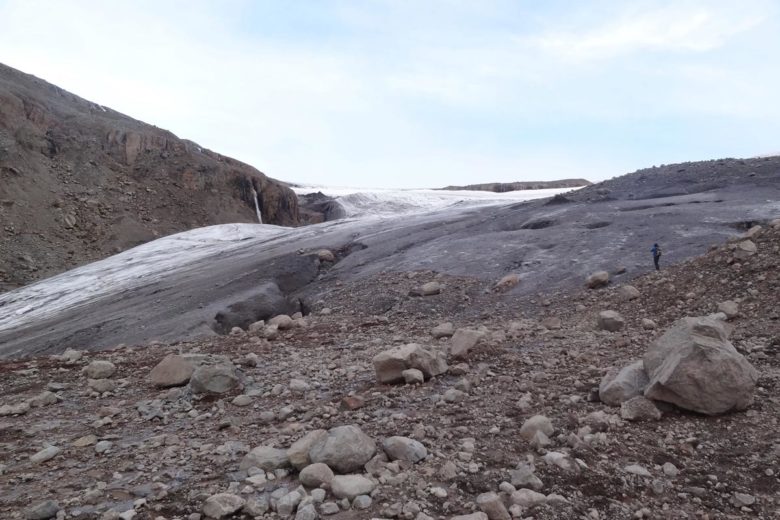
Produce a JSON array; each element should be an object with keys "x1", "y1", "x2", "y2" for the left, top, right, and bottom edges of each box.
[{"x1": 0, "y1": 63, "x2": 299, "y2": 291}]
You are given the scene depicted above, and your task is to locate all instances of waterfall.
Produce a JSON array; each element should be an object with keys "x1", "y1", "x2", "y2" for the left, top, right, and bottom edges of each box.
[{"x1": 251, "y1": 187, "x2": 263, "y2": 224}]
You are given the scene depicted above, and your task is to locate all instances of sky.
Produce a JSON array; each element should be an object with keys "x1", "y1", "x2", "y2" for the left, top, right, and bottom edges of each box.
[{"x1": 1, "y1": 0, "x2": 779, "y2": 189}]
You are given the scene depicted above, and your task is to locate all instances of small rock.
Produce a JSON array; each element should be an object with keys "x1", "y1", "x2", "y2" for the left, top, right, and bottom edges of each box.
[
  {"x1": 190, "y1": 364, "x2": 239, "y2": 395},
  {"x1": 203, "y1": 493, "x2": 245, "y2": 519},
  {"x1": 299, "y1": 463, "x2": 335, "y2": 488},
  {"x1": 494, "y1": 273, "x2": 520, "y2": 291},
  {"x1": 288, "y1": 429, "x2": 328, "y2": 470},
  {"x1": 27, "y1": 391, "x2": 58, "y2": 408},
  {"x1": 330, "y1": 474, "x2": 376, "y2": 500},
  {"x1": 641, "y1": 318, "x2": 657, "y2": 330},
  {"x1": 477, "y1": 492, "x2": 511, "y2": 520},
  {"x1": 618, "y1": 285, "x2": 640, "y2": 301},
  {"x1": 402, "y1": 368, "x2": 425, "y2": 385},
  {"x1": 85, "y1": 360, "x2": 116, "y2": 379},
  {"x1": 231, "y1": 395, "x2": 252, "y2": 407},
  {"x1": 597, "y1": 310, "x2": 625, "y2": 332},
  {"x1": 620, "y1": 396, "x2": 661, "y2": 421},
  {"x1": 732, "y1": 492, "x2": 756, "y2": 507},
  {"x1": 24, "y1": 501, "x2": 60, "y2": 520},
  {"x1": 240, "y1": 446, "x2": 291, "y2": 471},
  {"x1": 717, "y1": 300, "x2": 739, "y2": 320},
  {"x1": 510, "y1": 489, "x2": 547, "y2": 508},
  {"x1": 450, "y1": 328, "x2": 483, "y2": 359},
  {"x1": 30, "y1": 445, "x2": 61, "y2": 464},
  {"x1": 420, "y1": 281, "x2": 441, "y2": 296},
  {"x1": 586, "y1": 271, "x2": 609, "y2": 289},
  {"x1": 88, "y1": 378, "x2": 116, "y2": 393},
  {"x1": 624, "y1": 464, "x2": 651, "y2": 477},
  {"x1": 95, "y1": 440, "x2": 113, "y2": 454},
  {"x1": 309, "y1": 424, "x2": 377, "y2": 474},
  {"x1": 319, "y1": 502, "x2": 340, "y2": 515},
  {"x1": 268, "y1": 314, "x2": 294, "y2": 330},
  {"x1": 317, "y1": 249, "x2": 335, "y2": 262},
  {"x1": 431, "y1": 322, "x2": 455, "y2": 338},
  {"x1": 150, "y1": 354, "x2": 194, "y2": 387},
  {"x1": 382, "y1": 436, "x2": 427, "y2": 463},
  {"x1": 540, "y1": 316, "x2": 562, "y2": 330},
  {"x1": 519, "y1": 415, "x2": 554, "y2": 441},
  {"x1": 352, "y1": 495, "x2": 372, "y2": 510}
]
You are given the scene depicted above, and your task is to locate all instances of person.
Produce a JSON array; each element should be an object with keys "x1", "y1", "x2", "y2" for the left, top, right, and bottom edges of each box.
[{"x1": 651, "y1": 243, "x2": 662, "y2": 271}]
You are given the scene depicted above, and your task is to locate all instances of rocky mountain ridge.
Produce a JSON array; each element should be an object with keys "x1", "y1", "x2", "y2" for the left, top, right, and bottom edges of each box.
[
  {"x1": 0, "y1": 62, "x2": 299, "y2": 291},
  {"x1": 438, "y1": 179, "x2": 591, "y2": 192}
]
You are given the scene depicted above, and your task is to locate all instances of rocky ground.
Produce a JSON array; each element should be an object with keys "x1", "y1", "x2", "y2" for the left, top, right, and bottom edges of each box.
[{"x1": 1, "y1": 221, "x2": 778, "y2": 520}]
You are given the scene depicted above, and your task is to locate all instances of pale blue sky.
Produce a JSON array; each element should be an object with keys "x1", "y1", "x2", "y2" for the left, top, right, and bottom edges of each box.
[{"x1": 1, "y1": 0, "x2": 779, "y2": 188}]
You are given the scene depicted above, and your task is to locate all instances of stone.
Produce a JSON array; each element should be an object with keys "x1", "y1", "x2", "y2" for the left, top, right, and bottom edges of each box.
[
  {"x1": 620, "y1": 396, "x2": 662, "y2": 421},
  {"x1": 586, "y1": 271, "x2": 609, "y2": 289},
  {"x1": 203, "y1": 493, "x2": 245, "y2": 518},
  {"x1": 352, "y1": 495, "x2": 372, "y2": 510},
  {"x1": 735, "y1": 239, "x2": 757, "y2": 258},
  {"x1": 27, "y1": 391, "x2": 58, "y2": 408},
  {"x1": 95, "y1": 440, "x2": 113, "y2": 454},
  {"x1": 309, "y1": 424, "x2": 377, "y2": 474},
  {"x1": 248, "y1": 320, "x2": 266, "y2": 333},
  {"x1": 150, "y1": 354, "x2": 194, "y2": 387},
  {"x1": 24, "y1": 501, "x2": 60, "y2": 520},
  {"x1": 431, "y1": 322, "x2": 455, "y2": 338},
  {"x1": 72, "y1": 434, "x2": 98, "y2": 447},
  {"x1": 662, "y1": 462, "x2": 679, "y2": 477},
  {"x1": 317, "y1": 249, "x2": 335, "y2": 262},
  {"x1": 420, "y1": 281, "x2": 441, "y2": 296},
  {"x1": 240, "y1": 446, "x2": 291, "y2": 471},
  {"x1": 624, "y1": 464, "x2": 651, "y2": 477},
  {"x1": 269, "y1": 314, "x2": 294, "y2": 330},
  {"x1": 290, "y1": 378, "x2": 311, "y2": 393},
  {"x1": 599, "y1": 360, "x2": 649, "y2": 406},
  {"x1": 190, "y1": 364, "x2": 239, "y2": 395},
  {"x1": 508, "y1": 463, "x2": 543, "y2": 490},
  {"x1": 0, "y1": 401, "x2": 30, "y2": 416},
  {"x1": 277, "y1": 491, "x2": 302, "y2": 517},
  {"x1": 243, "y1": 496, "x2": 269, "y2": 516},
  {"x1": 732, "y1": 492, "x2": 756, "y2": 507},
  {"x1": 295, "y1": 503, "x2": 318, "y2": 520},
  {"x1": 617, "y1": 285, "x2": 640, "y2": 301},
  {"x1": 717, "y1": 300, "x2": 739, "y2": 320},
  {"x1": 382, "y1": 436, "x2": 427, "y2": 463},
  {"x1": 330, "y1": 474, "x2": 376, "y2": 499},
  {"x1": 88, "y1": 378, "x2": 116, "y2": 393},
  {"x1": 510, "y1": 489, "x2": 547, "y2": 508},
  {"x1": 319, "y1": 502, "x2": 340, "y2": 515},
  {"x1": 477, "y1": 492, "x2": 511, "y2": 520},
  {"x1": 641, "y1": 318, "x2": 657, "y2": 330},
  {"x1": 30, "y1": 445, "x2": 61, "y2": 464},
  {"x1": 299, "y1": 462, "x2": 335, "y2": 487},
  {"x1": 60, "y1": 348, "x2": 83, "y2": 363},
  {"x1": 540, "y1": 316, "x2": 562, "y2": 330},
  {"x1": 449, "y1": 328, "x2": 483, "y2": 359},
  {"x1": 643, "y1": 316, "x2": 758, "y2": 415},
  {"x1": 597, "y1": 310, "x2": 625, "y2": 332},
  {"x1": 288, "y1": 430, "x2": 328, "y2": 469},
  {"x1": 402, "y1": 368, "x2": 425, "y2": 385},
  {"x1": 494, "y1": 273, "x2": 520, "y2": 291},
  {"x1": 85, "y1": 360, "x2": 116, "y2": 379},
  {"x1": 373, "y1": 344, "x2": 448, "y2": 384},
  {"x1": 443, "y1": 388, "x2": 467, "y2": 402},
  {"x1": 451, "y1": 514, "x2": 488, "y2": 520},
  {"x1": 231, "y1": 395, "x2": 252, "y2": 407},
  {"x1": 519, "y1": 415, "x2": 554, "y2": 441}
]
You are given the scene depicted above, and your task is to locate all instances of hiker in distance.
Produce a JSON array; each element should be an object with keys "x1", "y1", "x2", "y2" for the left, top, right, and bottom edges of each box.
[{"x1": 651, "y1": 243, "x2": 662, "y2": 271}]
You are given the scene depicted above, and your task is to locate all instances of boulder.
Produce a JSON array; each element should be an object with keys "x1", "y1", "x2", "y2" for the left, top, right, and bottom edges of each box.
[
  {"x1": 190, "y1": 363, "x2": 239, "y2": 394},
  {"x1": 373, "y1": 344, "x2": 448, "y2": 384},
  {"x1": 617, "y1": 285, "x2": 640, "y2": 301},
  {"x1": 150, "y1": 354, "x2": 194, "y2": 387},
  {"x1": 317, "y1": 249, "x2": 335, "y2": 262},
  {"x1": 240, "y1": 445, "x2": 291, "y2": 471},
  {"x1": 382, "y1": 436, "x2": 427, "y2": 463},
  {"x1": 717, "y1": 300, "x2": 739, "y2": 320},
  {"x1": 620, "y1": 396, "x2": 662, "y2": 421},
  {"x1": 494, "y1": 273, "x2": 520, "y2": 291},
  {"x1": 540, "y1": 316, "x2": 562, "y2": 330},
  {"x1": 643, "y1": 316, "x2": 758, "y2": 415},
  {"x1": 268, "y1": 314, "x2": 294, "y2": 330},
  {"x1": 597, "y1": 310, "x2": 625, "y2": 332},
  {"x1": 420, "y1": 281, "x2": 441, "y2": 296},
  {"x1": 330, "y1": 474, "x2": 376, "y2": 500},
  {"x1": 299, "y1": 462, "x2": 335, "y2": 488},
  {"x1": 431, "y1": 322, "x2": 455, "y2": 338},
  {"x1": 586, "y1": 271, "x2": 609, "y2": 289},
  {"x1": 84, "y1": 360, "x2": 116, "y2": 379},
  {"x1": 24, "y1": 501, "x2": 60, "y2": 520},
  {"x1": 449, "y1": 329, "x2": 483, "y2": 359},
  {"x1": 203, "y1": 493, "x2": 245, "y2": 519},
  {"x1": 309, "y1": 425, "x2": 377, "y2": 474},
  {"x1": 599, "y1": 360, "x2": 649, "y2": 406},
  {"x1": 287, "y1": 429, "x2": 327, "y2": 470},
  {"x1": 519, "y1": 415, "x2": 554, "y2": 441},
  {"x1": 477, "y1": 492, "x2": 511, "y2": 520}
]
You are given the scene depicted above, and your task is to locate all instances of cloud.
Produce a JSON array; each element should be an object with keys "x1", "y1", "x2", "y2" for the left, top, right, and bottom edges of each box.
[{"x1": 531, "y1": 1, "x2": 771, "y2": 59}]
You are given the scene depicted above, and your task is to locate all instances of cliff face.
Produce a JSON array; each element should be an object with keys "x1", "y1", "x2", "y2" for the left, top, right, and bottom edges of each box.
[{"x1": 0, "y1": 63, "x2": 299, "y2": 290}]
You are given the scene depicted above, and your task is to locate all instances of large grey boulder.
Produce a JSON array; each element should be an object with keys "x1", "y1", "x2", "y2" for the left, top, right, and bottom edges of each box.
[
  {"x1": 599, "y1": 360, "x2": 649, "y2": 405},
  {"x1": 643, "y1": 316, "x2": 758, "y2": 415},
  {"x1": 190, "y1": 363, "x2": 239, "y2": 394},
  {"x1": 309, "y1": 425, "x2": 377, "y2": 474},
  {"x1": 150, "y1": 354, "x2": 194, "y2": 387},
  {"x1": 240, "y1": 446, "x2": 291, "y2": 471},
  {"x1": 373, "y1": 344, "x2": 448, "y2": 384}
]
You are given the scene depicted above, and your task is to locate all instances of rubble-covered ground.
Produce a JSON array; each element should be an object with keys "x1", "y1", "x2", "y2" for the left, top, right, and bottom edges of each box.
[{"x1": 0, "y1": 224, "x2": 778, "y2": 520}]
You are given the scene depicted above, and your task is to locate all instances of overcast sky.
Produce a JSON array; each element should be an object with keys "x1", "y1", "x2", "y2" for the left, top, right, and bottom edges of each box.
[{"x1": 1, "y1": 0, "x2": 779, "y2": 188}]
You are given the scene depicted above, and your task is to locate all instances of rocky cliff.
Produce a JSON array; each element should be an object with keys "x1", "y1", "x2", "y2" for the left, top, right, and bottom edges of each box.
[{"x1": 0, "y1": 63, "x2": 299, "y2": 291}]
